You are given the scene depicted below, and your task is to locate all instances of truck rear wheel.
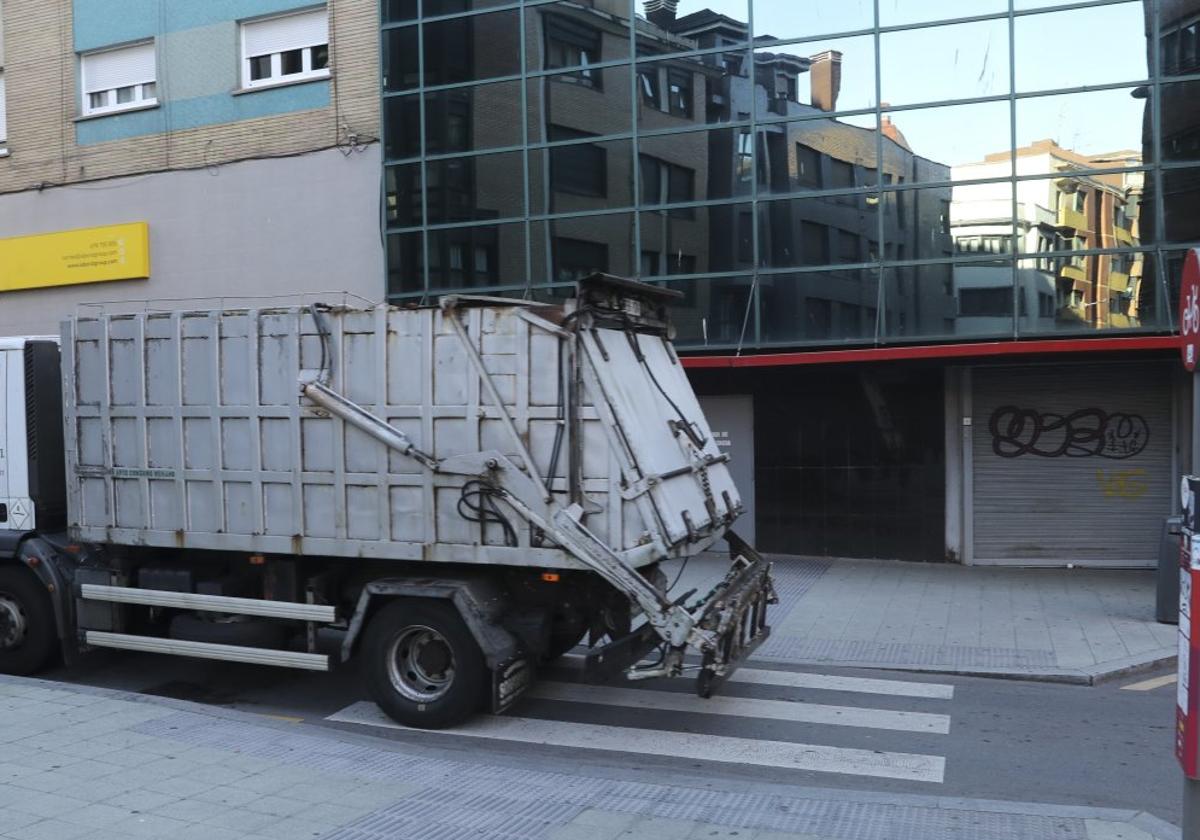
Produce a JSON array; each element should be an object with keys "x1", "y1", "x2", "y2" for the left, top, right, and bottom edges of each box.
[
  {"x1": 0, "y1": 566, "x2": 57, "y2": 676},
  {"x1": 363, "y1": 600, "x2": 487, "y2": 729}
]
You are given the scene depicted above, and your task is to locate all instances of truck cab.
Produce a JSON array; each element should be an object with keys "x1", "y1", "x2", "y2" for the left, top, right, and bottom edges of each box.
[
  {"x1": 0, "y1": 337, "x2": 65, "y2": 552},
  {"x1": 0, "y1": 337, "x2": 67, "y2": 677}
]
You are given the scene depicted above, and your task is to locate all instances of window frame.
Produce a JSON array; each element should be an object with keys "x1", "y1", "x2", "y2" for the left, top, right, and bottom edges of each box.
[
  {"x1": 544, "y1": 14, "x2": 602, "y2": 91},
  {"x1": 667, "y1": 68, "x2": 693, "y2": 118},
  {"x1": 240, "y1": 7, "x2": 331, "y2": 91},
  {"x1": 79, "y1": 41, "x2": 159, "y2": 118}
]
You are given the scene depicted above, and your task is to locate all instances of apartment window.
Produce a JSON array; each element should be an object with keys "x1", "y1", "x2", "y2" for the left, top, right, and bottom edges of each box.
[
  {"x1": 800, "y1": 222, "x2": 829, "y2": 265},
  {"x1": 667, "y1": 68, "x2": 692, "y2": 118},
  {"x1": 545, "y1": 15, "x2": 601, "y2": 89},
  {"x1": 0, "y1": 70, "x2": 6, "y2": 150},
  {"x1": 638, "y1": 64, "x2": 659, "y2": 107},
  {"x1": 553, "y1": 237, "x2": 608, "y2": 283},
  {"x1": 796, "y1": 144, "x2": 821, "y2": 189},
  {"x1": 830, "y1": 158, "x2": 854, "y2": 204},
  {"x1": 81, "y1": 42, "x2": 157, "y2": 116},
  {"x1": 549, "y1": 126, "x2": 606, "y2": 197},
  {"x1": 640, "y1": 155, "x2": 695, "y2": 217},
  {"x1": 241, "y1": 8, "x2": 330, "y2": 90},
  {"x1": 959, "y1": 288, "x2": 1012, "y2": 317}
]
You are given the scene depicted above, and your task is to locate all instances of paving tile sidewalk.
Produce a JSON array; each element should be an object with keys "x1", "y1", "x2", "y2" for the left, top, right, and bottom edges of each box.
[
  {"x1": 0, "y1": 675, "x2": 1181, "y2": 840},
  {"x1": 668, "y1": 555, "x2": 1177, "y2": 683}
]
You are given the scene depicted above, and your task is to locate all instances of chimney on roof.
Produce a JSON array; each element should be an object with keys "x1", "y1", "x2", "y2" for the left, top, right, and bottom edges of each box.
[
  {"x1": 809, "y1": 50, "x2": 842, "y2": 113},
  {"x1": 645, "y1": 0, "x2": 679, "y2": 28}
]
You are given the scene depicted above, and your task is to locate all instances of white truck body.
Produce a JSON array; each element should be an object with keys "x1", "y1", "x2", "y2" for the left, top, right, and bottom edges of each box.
[
  {"x1": 61, "y1": 301, "x2": 739, "y2": 568},
  {"x1": 0, "y1": 277, "x2": 774, "y2": 727}
]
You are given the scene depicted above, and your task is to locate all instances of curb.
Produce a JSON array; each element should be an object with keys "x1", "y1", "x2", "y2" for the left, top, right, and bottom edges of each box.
[{"x1": 748, "y1": 653, "x2": 1177, "y2": 686}]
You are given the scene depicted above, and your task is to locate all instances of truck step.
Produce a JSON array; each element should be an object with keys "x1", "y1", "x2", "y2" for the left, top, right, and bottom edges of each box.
[
  {"x1": 79, "y1": 584, "x2": 336, "y2": 622},
  {"x1": 84, "y1": 631, "x2": 330, "y2": 671}
]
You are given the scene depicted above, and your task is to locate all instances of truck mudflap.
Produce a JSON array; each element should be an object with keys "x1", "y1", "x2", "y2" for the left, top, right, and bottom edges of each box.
[{"x1": 693, "y1": 533, "x2": 777, "y2": 698}]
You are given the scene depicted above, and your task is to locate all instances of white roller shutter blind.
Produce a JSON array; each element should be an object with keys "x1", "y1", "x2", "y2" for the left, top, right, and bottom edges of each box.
[
  {"x1": 0, "y1": 72, "x2": 7, "y2": 143},
  {"x1": 83, "y1": 42, "x2": 156, "y2": 93},
  {"x1": 243, "y1": 9, "x2": 328, "y2": 58}
]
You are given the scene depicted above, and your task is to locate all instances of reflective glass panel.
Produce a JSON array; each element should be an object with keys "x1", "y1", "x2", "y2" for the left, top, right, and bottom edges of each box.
[
  {"x1": 387, "y1": 153, "x2": 528, "y2": 228},
  {"x1": 528, "y1": 65, "x2": 633, "y2": 142},
  {"x1": 639, "y1": 127, "x2": 755, "y2": 202},
  {"x1": 1161, "y1": 12, "x2": 1200, "y2": 77},
  {"x1": 384, "y1": 10, "x2": 521, "y2": 92},
  {"x1": 752, "y1": 0, "x2": 872, "y2": 41},
  {"x1": 887, "y1": 262, "x2": 986, "y2": 340},
  {"x1": 759, "y1": 269, "x2": 879, "y2": 344},
  {"x1": 1014, "y1": 2, "x2": 1146, "y2": 93},
  {"x1": 664, "y1": 276, "x2": 756, "y2": 348},
  {"x1": 640, "y1": 202, "x2": 754, "y2": 275},
  {"x1": 387, "y1": 231, "x2": 424, "y2": 296},
  {"x1": 757, "y1": 116, "x2": 880, "y2": 197},
  {"x1": 635, "y1": 55, "x2": 731, "y2": 129},
  {"x1": 757, "y1": 196, "x2": 881, "y2": 271},
  {"x1": 1163, "y1": 167, "x2": 1200, "y2": 246},
  {"x1": 881, "y1": 100, "x2": 1012, "y2": 185},
  {"x1": 1016, "y1": 88, "x2": 1145, "y2": 172},
  {"x1": 383, "y1": 0, "x2": 512, "y2": 23},
  {"x1": 528, "y1": 136, "x2": 635, "y2": 215},
  {"x1": 384, "y1": 162, "x2": 423, "y2": 228},
  {"x1": 643, "y1": 0, "x2": 751, "y2": 54},
  {"x1": 880, "y1": 18, "x2": 1010, "y2": 106},
  {"x1": 884, "y1": 183, "x2": 956, "y2": 267},
  {"x1": 385, "y1": 81, "x2": 525, "y2": 159},
  {"x1": 527, "y1": 1, "x2": 632, "y2": 74},
  {"x1": 754, "y1": 37, "x2": 875, "y2": 118},
  {"x1": 1163, "y1": 81, "x2": 1200, "y2": 164},
  {"x1": 880, "y1": 0, "x2": 1006, "y2": 27},
  {"x1": 1015, "y1": 249, "x2": 1151, "y2": 335},
  {"x1": 532, "y1": 212, "x2": 637, "y2": 285},
  {"x1": 427, "y1": 221, "x2": 528, "y2": 291}
]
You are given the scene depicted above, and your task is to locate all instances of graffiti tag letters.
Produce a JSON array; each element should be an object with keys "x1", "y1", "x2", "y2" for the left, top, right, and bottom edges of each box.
[{"x1": 988, "y1": 406, "x2": 1149, "y2": 459}]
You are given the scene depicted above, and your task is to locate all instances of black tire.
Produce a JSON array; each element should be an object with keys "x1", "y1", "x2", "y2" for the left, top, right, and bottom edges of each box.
[
  {"x1": 0, "y1": 565, "x2": 58, "y2": 676},
  {"x1": 362, "y1": 599, "x2": 488, "y2": 729}
]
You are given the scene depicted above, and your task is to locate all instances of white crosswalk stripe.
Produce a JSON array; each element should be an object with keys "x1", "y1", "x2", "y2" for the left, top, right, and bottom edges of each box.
[
  {"x1": 559, "y1": 654, "x2": 955, "y2": 699},
  {"x1": 328, "y1": 701, "x2": 947, "y2": 783},
  {"x1": 527, "y1": 681, "x2": 950, "y2": 733},
  {"x1": 326, "y1": 666, "x2": 954, "y2": 784}
]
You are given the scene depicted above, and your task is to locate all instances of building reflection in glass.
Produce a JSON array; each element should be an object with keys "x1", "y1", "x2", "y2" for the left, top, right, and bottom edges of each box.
[{"x1": 382, "y1": 0, "x2": 1176, "y2": 348}]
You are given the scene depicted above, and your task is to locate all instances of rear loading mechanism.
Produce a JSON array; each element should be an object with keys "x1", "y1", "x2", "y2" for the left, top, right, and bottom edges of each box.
[{"x1": 0, "y1": 275, "x2": 775, "y2": 728}]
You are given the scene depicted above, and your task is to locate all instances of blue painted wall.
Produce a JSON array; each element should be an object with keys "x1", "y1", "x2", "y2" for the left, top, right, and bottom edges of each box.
[
  {"x1": 74, "y1": 0, "x2": 323, "y2": 52},
  {"x1": 73, "y1": 1, "x2": 328, "y2": 145}
]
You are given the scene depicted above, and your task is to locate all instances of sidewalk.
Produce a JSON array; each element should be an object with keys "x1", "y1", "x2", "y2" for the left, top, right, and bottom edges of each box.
[
  {"x1": 670, "y1": 554, "x2": 1177, "y2": 684},
  {"x1": 0, "y1": 675, "x2": 1181, "y2": 840}
]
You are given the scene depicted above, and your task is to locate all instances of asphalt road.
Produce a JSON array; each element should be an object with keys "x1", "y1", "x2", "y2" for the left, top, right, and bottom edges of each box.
[{"x1": 39, "y1": 650, "x2": 1183, "y2": 827}]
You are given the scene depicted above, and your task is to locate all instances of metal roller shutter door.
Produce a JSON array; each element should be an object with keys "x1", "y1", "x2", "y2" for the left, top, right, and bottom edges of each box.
[{"x1": 971, "y1": 361, "x2": 1173, "y2": 567}]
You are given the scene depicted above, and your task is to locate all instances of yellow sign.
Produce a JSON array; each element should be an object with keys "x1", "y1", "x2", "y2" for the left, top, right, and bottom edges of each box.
[{"x1": 0, "y1": 222, "x2": 150, "y2": 293}]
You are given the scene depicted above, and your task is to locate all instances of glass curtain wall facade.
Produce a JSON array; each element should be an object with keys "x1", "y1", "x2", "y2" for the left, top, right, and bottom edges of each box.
[{"x1": 380, "y1": 0, "x2": 1200, "y2": 351}]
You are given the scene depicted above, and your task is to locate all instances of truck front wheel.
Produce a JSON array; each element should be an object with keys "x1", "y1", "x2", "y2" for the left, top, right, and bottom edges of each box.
[
  {"x1": 0, "y1": 566, "x2": 57, "y2": 676},
  {"x1": 362, "y1": 600, "x2": 487, "y2": 729}
]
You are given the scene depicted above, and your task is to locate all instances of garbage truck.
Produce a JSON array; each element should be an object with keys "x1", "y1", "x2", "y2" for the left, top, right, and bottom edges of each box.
[{"x1": 0, "y1": 274, "x2": 774, "y2": 728}]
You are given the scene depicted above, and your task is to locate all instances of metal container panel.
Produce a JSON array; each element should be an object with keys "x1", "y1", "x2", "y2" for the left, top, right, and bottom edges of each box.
[{"x1": 63, "y1": 304, "x2": 736, "y2": 568}]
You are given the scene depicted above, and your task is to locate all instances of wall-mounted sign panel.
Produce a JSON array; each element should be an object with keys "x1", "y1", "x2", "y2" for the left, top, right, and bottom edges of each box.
[{"x1": 0, "y1": 223, "x2": 150, "y2": 293}]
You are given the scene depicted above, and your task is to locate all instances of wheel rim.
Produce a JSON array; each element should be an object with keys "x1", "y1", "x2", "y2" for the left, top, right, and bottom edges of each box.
[
  {"x1": 386, "y1": 625, "x2": 456, "y2": 703},
  {"x1": 0, "y1": 593, "x2": 28, "y2": 651}
]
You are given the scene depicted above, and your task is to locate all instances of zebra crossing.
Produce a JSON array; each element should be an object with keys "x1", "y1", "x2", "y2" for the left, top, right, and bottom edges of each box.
[{"x1": 325, "y1": 663, "x2": 954, "y2": 785}]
